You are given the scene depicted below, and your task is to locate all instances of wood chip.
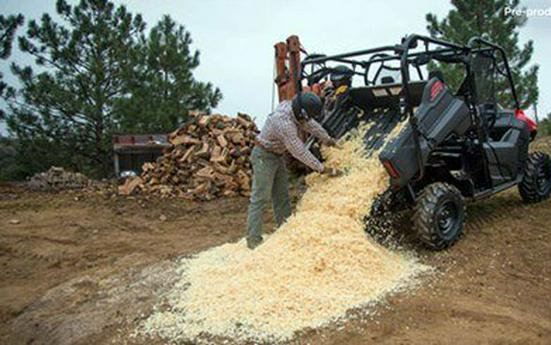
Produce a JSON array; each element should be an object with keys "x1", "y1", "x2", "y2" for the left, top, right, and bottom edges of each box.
[
  {"x1": 216, "y1": 135, "x2": 228, "y2": 148},
  {"x1": 118, "y1": 176, "x2": 143, "y2": 195}
]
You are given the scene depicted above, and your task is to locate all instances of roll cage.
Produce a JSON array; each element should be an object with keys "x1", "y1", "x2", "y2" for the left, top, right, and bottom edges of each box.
[{"x1": 298, "y1": 34, "x2": 519, "y2": 114}]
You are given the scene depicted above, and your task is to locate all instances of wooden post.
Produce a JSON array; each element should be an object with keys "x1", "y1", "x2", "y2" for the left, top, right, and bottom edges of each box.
[{"x1": 113, "y1": 152, "x2": 120, "y2": 177}]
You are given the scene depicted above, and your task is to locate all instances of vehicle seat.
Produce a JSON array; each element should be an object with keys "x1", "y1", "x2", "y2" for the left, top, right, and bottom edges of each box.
[
  {"x1": 428, "y1": 70, "x2": 445, "y2": 83},
  {"x1": 349, "y1": 80, "x2": 427, "y2": 112},
  {"x1": 381, "y1": 76, "x2": 395, "y2": 84},
  {"x1": 488, "y1": 110, "x2": 523, "y2": 143},
  {"x1": 478, "y1": 103, "x2": 499, "y2": 140}
]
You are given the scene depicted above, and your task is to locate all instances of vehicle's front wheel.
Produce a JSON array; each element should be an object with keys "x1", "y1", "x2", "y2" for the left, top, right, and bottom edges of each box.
[
  {"x1": 413, "y1": 182, "x2": 466, "y2": 250},
  {"x1": 519, "y1": 151, "x2": 551, "y2": 203}
]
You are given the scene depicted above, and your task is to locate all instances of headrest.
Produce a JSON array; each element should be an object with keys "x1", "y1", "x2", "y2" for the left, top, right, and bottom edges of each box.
[{"x1": 381, "y1": 76, "x2": 395, "y2": 84}]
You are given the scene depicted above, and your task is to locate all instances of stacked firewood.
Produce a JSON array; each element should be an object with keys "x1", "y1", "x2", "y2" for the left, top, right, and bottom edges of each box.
[{"x1": 120, "y1": 112, "x2": 258, "y2": 200}]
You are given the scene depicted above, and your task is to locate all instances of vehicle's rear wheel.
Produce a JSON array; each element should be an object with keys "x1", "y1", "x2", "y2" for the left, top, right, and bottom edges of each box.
[
  {"x1": 413, "y1": 182, "x2": 466, "y2": 250},
  {"x1": 519, "y1": 151, "x2": 551, "y2": 203}
]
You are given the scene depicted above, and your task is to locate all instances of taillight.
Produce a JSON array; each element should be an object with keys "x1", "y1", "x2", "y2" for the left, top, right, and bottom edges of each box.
[
  {"x1": 515, "y1": 108, "x2": 537, "y2": 132},
  {"x1": 382, "y1": 160, "x2": 400, "y2": 179}
]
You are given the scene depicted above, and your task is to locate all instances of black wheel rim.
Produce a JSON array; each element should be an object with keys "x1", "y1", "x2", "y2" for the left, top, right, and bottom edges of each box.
[
  {"x1": 536, "y1": 159, "x2": 551, "y2": 195},
  {"x1": 437, "y1": 200, "x2": 459, "y2": 239}
]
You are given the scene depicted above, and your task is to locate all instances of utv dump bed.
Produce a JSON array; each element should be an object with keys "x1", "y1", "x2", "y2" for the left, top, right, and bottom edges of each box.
[{"x1": 323, "y1": 81, "x2": 427, "y2": 143}]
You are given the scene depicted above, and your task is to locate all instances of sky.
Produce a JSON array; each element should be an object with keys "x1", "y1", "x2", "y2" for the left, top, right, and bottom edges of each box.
[{"x1": 1, "y1": 0, "x2": 550, "y2": 134}]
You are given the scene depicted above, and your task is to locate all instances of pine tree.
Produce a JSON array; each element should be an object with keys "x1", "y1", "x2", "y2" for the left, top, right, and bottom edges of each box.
[
  {"x1": 0, "y1": 14, "x2": 24, "y2": 107},
  {"x1": 5, "y1": 1, "x2": 222, "y2": 178},
  {"x1": 541, "y1": 114, "x2": 551, "y2": 137},
  {"x1": 426, "y1": 0, "x2": 538, "y2": 109},
  {"x1": 115, "y1": 15, "x2": 222, "y2": 133},
  {"x1": 5, "y1": 0, "x2": 145, "y2": 177}
]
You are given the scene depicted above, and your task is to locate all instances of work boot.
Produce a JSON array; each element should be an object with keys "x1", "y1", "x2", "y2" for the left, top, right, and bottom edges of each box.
[{"x1": 247, "y1": 236, "x2": 263, "y2": 250}]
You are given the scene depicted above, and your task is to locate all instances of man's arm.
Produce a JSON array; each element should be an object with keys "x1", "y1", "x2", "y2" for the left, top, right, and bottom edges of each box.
[
  {"x1": 302, "y1": 119, "x2": 334, "y2": 145},
  {"x1": 279, "y1": 120, "x2": 325, "y2": 173}
]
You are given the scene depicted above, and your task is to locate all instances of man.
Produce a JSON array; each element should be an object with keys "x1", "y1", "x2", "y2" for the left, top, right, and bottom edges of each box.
[
  {"x1": 322, "y1": 65, "x2": 354, "y2": 120},
  {"x1": 246, "y1": 92, "x2": 341, "y2": 249}
]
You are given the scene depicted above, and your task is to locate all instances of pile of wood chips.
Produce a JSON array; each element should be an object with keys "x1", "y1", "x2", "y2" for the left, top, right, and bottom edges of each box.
[
  {"x1": 139, "y1": 121, "x2": 429, "y2": 343},
  {"x1": 119, "y1": 112, "x2": 258, "y2": 200}
]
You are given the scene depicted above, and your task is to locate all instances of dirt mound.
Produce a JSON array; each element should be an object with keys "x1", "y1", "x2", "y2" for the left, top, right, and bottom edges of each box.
[{"x1": 28, "y1": 166, "x2": 89, "y2": 191}]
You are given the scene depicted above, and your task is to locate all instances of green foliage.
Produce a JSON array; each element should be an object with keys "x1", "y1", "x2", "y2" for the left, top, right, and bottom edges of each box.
[
  {"x1": 6, "y1": 0, "x2": 145, "y2": 177},
  {"x1": 0, "y1": 13, "x2": 24, "y2": 108},
  {"x1": 4, "y1": 0, "x2": 221, "y2": 179},
  {"x1": 0, "y1": 14, "x2": 24, "y2": 59},
  {"x1": 539, "y1": 115, "x2": 551, "y2": 137},
  {"x1": 114, "y1": 15, "x2": 222, "y2": 133},
  {"x1": 426, "y1": 0, "x2": 538, "y2": 109},
  {"x1": 0, "y1": 136, "x2": 23, "y2": 180}
]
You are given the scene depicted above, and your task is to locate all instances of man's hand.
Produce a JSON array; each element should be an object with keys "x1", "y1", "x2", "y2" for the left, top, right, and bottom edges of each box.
[
  {"x1": 325, "y1": 138, "x2": 341, "y2": 148},
  {"x1": 321, "y1": 167, "x2": 343, "y2": 177}
]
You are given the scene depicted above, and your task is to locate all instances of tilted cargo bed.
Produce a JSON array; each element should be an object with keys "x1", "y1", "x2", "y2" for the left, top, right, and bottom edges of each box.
[{"x1": 322, "y1": 79, "x2": 472, "y2": 189}]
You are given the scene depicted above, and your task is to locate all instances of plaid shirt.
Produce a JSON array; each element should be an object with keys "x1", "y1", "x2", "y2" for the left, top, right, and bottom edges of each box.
[{"x1": 256, "y1": 100, "x2": 332, "y2": 172}]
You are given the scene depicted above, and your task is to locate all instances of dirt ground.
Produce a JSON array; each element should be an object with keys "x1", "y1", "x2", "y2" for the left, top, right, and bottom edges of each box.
[{"x1": 1, "y1": 163, "x2": 551, "y2": 344}]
